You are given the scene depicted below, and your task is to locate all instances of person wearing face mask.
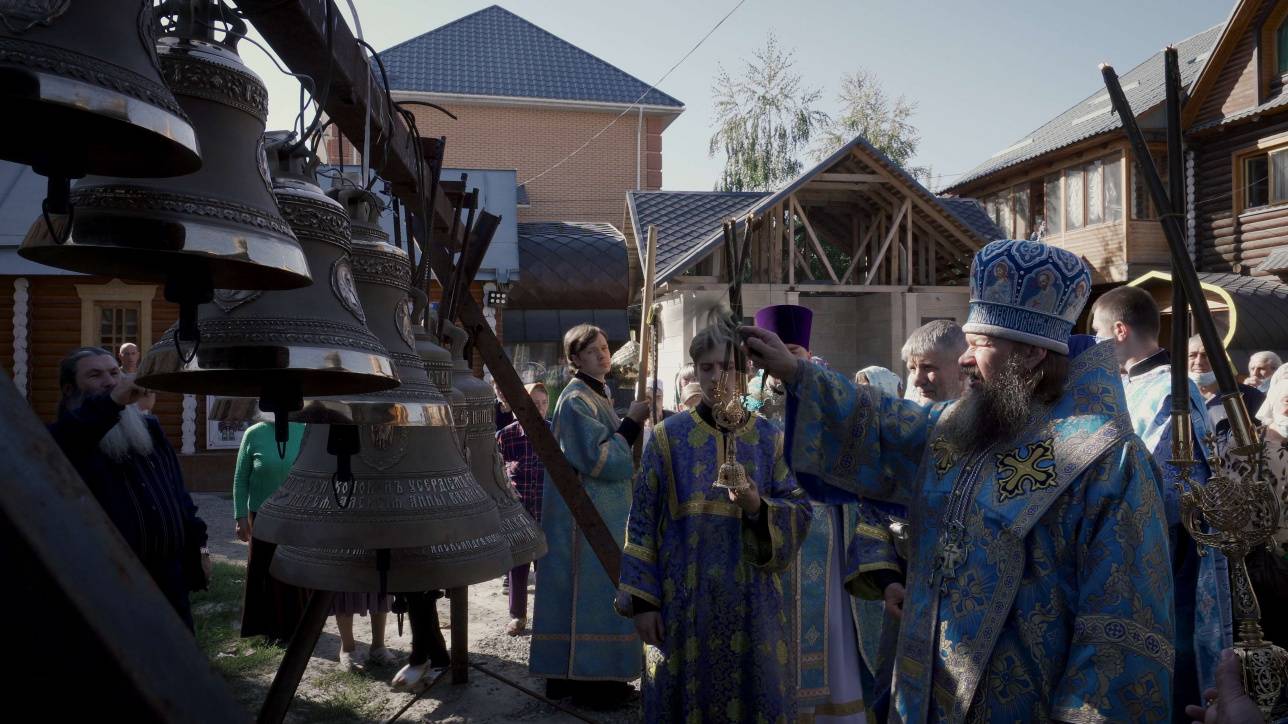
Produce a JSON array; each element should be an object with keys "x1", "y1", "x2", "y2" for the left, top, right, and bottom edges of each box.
[
  {"x1": 1189, "y1": 335, "x2": 1265, "y2": 439},
  {"x1": 529, "y1": 324, "x2": 650, "y2": 710},
  {"x1": 1091, "y1": 287, "x2": 1232, "y2": 717}
]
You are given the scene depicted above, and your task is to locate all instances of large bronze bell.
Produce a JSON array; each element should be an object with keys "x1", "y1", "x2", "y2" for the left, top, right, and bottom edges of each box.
[
  {"x1": 20, "y1": 3, "x2": 309, "y2": 327},
  {"x1": 283, "y1": 188, "x2": 453, "y2": 427},
  {"x1": 444, "y1": 321, "x2": 547, "y2": 566},
  {"x1": 135, "y1": 133, "x2": 397, "y2": 426},
  {"x1": 0, "y1": 0, "x2": 200, "y2": 179},
  {"x1": 257, "y1": 421, "x2": 513, "y2": 593}
]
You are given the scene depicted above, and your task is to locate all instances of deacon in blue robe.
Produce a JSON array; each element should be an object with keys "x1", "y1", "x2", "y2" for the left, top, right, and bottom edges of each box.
[
  {"x1": 621, "y1": 323, "x2": 813, "y2": 722},
  {"x1": 530, "y1": 372, "x2": 641, "y2": 688}
]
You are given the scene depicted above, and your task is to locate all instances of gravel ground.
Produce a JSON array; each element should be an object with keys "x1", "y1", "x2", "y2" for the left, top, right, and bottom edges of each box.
[{"x1": 194, "y1": 493, "x2": 641, "y2": 723}]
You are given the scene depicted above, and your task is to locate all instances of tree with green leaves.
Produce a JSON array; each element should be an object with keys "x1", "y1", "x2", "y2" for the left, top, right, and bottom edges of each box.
[
  {"x1": 814, "y1": 69, "x2": 925, "y2": 180},
  {"x1": 708, "y1": 34, "x2": 829, "y2": 192}
]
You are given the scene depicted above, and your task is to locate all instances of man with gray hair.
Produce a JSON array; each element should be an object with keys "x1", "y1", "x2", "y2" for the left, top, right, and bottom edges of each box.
[
  {"x1": 1249, "y1": 350, "x2": 1282, "y2": 392},
  {"x1": 900, "y1": 319, "x2": 966, "y2": 405},
  {"x1": 49, "y1": 347, "x2": 209, "y2": 630}
]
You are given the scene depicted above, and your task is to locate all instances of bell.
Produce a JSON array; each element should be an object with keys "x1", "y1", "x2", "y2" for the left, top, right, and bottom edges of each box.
[
  {"x1": 259, "y1": 421, "x2": 513, "y2": 591},
  {"x1": 444, "y1": 321, "x2": 547, "y2": 566},
  {"x1": 715, "y1": 461, "x2": 750, "y2": 491},
  {"x1": 135, "y1": 132, "x2": 398, "y2": 433},
  {"x1": 285, "y1": 188, "x2": 453, "y2": 427},
  {"x1": 19, "y1": 3, "x2": 309, "y2": 332},
  {"x1": 0, "y1": 0, "x2": 200, "y2": 179}
]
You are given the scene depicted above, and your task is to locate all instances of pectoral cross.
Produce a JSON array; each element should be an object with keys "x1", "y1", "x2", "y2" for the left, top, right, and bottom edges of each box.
[{"x1": 934, "y1": 524, "x2": 969, "y2": 586}]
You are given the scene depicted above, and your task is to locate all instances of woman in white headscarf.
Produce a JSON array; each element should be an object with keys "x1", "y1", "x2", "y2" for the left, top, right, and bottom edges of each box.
[{"x1": 853, "y1": 366, "x2": 904, "y2": 400}]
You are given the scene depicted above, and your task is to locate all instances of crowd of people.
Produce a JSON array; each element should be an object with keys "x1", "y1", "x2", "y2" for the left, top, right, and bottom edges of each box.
[{"x1": 42, "y1": 236, "x2": 1288, "y2": 722}]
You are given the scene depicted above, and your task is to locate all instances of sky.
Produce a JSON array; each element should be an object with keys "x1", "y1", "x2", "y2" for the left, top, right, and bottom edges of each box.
[{"x1": 243, "y1": 0, "x2": 1232, "y2": 193}]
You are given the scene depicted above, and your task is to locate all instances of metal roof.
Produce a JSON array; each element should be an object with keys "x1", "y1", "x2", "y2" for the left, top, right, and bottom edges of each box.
[
  {"x1": 379, "y1": 5, "x2": 683, "y2": 109},
  {"x1": 507, "y1": 222, "x2": 628, "y2": 309},
  {"x1": 943, "y1": 23, "x2": 1222, "y2": 193},
  {"x1": 626, "y1": 191, "x2": 768, "y2": 281}
]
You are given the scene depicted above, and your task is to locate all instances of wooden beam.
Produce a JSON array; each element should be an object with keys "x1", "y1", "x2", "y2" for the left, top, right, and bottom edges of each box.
[
  {"x1": 790, "y1": 196, "x2": 839, "y2": 283},
  {"x1": 816, "y1": 173, "x2": 886, "y2": 183},
  {"x1": 788, "y1": 203, "x2": 797, "y2": 286},
  {"x1": 239, "y1": 0, "x2": 458, "y2": 240},
  {"x1": 770, "y1": 204, "x2": 783, "y2": 283},
  {"x1": 905, "y1": 198, "x2": 914, "y2": 286},
  {"x1": 840, "y1": 213, "x2": 880, "y2": 284},
  {"x1": 0, "y1": 369, "x2": 247, "y2": 723},
  {"x1": 849, "y1": 148, "x2": 983, "y2": 251},
  {"x1": 866, "y1": 198, "x2": 910, "y2": 285}
]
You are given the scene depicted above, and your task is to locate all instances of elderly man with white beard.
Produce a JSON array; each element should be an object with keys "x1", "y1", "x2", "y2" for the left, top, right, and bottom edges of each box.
[
  {"x1": 744, "y1": 239, "x2": 1176, "y2": 722},
  {"x1": 49, "y1": 347, "x2": 210, "y2": 630}
]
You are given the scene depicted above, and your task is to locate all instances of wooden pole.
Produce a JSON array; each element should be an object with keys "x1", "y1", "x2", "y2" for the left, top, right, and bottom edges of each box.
[
  {"x1": 0, "y1": 369, "x2": 245, "y2": 723},
  {"x1": 448, "y1": 587, "x2": 469, "y2": 684},
  {"x1": 258, "y1": 591, "x2": 336, "y2": 724},
  {"x1": 788, "y1": 203, "x2": 797, "y2": 287},
  {"x1": 634, "y1": 226, "x2": 658, "y2": 463}
]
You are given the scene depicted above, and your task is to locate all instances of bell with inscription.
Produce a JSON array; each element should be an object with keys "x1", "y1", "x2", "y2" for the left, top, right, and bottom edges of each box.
[
  {"x1": 283, "y1": 188, "x2": 453, "y2": 427},
  {"x1": 20, "y1": 2, "x2": 309, "y2": 341},
  {"x1": 260, "y1": 420, "x2": 513, "y2": 592},
  {"x1": 444, "y1": 321, "x2": 547, "y2": 566},
  {"x1": 136, "y1": 132, "x2": 398, "y2": 443}
]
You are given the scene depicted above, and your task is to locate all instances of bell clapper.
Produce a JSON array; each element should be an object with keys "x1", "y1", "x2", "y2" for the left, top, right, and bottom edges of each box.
[
  {"x1": 260, "y1": 387, "x2": 304, "y2": 460},
  {"x1": 40, "y1": 175, "x2": 74, "y2": 245},
  {"x1": 164, "y1": 275, "x2": 214, "y2": 365},
  {"x1": 327, "y1": 424, "x2": 362, "y2": 509}
]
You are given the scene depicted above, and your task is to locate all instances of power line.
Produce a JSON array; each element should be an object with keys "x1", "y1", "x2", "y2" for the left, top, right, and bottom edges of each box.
[{"x1": 518, "y1": 0, "x2": 748, "y2": 188}]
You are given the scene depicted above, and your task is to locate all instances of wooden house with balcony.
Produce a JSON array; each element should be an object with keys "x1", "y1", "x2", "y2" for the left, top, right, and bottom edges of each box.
[{"x1": 942, "y1": 24, "x2": 1223, "y2": 286}]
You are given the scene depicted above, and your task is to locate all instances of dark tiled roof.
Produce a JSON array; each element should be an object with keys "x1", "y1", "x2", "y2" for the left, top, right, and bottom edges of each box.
[
  {"x1": 936, "y1": 196, "x2": 1004, "y2": 242},
  {"x1": 627, "y1": 191, "x2": 768, "y2": 280},
  {"x1": 508, "y1": 222, "x2": 627, "y2": 309},
  {"x1": 944, "y1": 23, "x2": 1222, "y2": 192},
  {"x1": 380, "y1": 5, "x2": 683, "y2": 108}
]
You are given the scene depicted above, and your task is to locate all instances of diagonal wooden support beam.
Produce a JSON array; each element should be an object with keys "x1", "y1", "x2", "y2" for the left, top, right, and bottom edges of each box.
[
  {"x1": 790, "y1": 196, "x2": 839, "y2": 283},
  {"x1": 866, "y1": 198, "x2": 910, "y2": 285},
  {"x1": 239, "y1": 0, "x2": 459, "y2": 244},
  {"x1": 840, "y1": 214, "x2": 880, "y2": 284}
]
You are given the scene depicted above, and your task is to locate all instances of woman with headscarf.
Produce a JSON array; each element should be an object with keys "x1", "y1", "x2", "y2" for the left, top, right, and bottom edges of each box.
[{"x1": 853, "y1": 366, "x2": 904, "y2": 399}]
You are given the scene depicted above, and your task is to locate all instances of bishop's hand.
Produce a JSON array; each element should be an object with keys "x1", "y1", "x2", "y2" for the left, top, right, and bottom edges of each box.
[{"x1": 739, "y1": 326, "x2": 799, "y2": 383}]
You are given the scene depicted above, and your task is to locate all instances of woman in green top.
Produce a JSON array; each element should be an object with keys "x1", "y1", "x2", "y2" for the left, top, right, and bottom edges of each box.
[{"x1": 234, "y1": 420, "x2": 307, "y2": 644}]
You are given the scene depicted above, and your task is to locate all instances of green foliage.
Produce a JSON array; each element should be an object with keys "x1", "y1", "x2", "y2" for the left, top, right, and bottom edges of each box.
[
  {"x1": 814, "y1": 69, "x2": 924, "y2": 179},
  {"x1": 708, "y1": 34, "x2": 829, "y2": 192}
]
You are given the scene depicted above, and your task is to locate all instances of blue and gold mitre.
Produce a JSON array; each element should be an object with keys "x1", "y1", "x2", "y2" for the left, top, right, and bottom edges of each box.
[{"x1": 962, "y1": 239, "x2": 1092, "y2": 355}]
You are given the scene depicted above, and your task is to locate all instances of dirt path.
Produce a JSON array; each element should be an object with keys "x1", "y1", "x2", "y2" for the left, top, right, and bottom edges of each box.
[{"x1": 195, "y1": 493, "x2": 640, "y2": 723}]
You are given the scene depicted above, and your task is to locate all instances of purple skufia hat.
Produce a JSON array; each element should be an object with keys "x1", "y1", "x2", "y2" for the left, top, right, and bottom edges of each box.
[{"x1": 755, "y1": 305, "x2": 813, "y2": 348}]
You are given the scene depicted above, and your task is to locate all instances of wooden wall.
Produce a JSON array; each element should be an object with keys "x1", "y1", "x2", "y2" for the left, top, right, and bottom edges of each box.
[
  {"x1": 1195, "y1": 22, "x2": 1261, "y2": 127},
  {"x1": 1192, "y1": 116, "x2": 1288, "y2": 274},
  {"x1": 1050, "y1": 223, "x2": 1127, "y2": 283}
]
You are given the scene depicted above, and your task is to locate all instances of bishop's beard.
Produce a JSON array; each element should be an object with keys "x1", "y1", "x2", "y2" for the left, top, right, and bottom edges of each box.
[
  {"x1": 100, "y1": 403, "x2": 156, "y2": 462},
  {"x1": 938, "y1": 354, "x2": 1035, "y2": 454}
]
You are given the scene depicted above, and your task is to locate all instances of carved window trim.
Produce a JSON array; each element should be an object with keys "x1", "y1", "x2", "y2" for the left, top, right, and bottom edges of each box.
[{"x1": 74, "y1": 279, "x2": 157, "y2": 351}]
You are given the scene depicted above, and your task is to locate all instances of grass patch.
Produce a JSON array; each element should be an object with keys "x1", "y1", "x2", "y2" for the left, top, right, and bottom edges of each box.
[
  {"x1": 302, "y1": 669, "x2": 387, "y2": 723},
  {"x1": 191, "y1": 560, "x2": 285, "y2": 677}
]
